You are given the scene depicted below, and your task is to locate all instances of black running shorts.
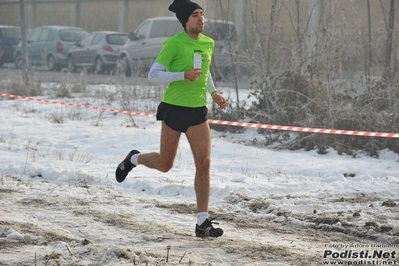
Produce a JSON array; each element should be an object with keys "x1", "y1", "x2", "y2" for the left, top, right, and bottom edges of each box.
[{"x1": 156, "y1": 102, "x2": 208, "y2": 133}]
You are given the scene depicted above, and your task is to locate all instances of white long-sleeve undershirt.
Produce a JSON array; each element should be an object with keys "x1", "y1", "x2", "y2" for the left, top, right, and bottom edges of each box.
[{"x1": 147, "y1": 61, "x2": 216, "y2": 95}]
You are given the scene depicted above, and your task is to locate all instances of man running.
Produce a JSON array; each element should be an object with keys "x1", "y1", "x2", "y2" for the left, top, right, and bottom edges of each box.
[{"x1": 115, "y1": 0, "x2": 227, "y2": 237}]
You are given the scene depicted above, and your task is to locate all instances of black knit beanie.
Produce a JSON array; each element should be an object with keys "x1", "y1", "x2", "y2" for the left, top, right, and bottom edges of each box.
[{"x1": 168, "y1": 0, "x2": 203, "y2": 28}]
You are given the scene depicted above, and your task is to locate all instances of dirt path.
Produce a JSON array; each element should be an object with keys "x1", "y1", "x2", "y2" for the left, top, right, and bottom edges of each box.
[{"x1": 0, "y1": 175, "x2": 397, "y2": 265}]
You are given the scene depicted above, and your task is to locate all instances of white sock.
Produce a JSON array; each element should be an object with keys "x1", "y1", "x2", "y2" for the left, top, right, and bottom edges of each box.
[
  {"x1": 130, "y1": 153, "x2": 140, "y2": 166},
  {"x1": 196, "y1": 212, "x2": 208, "y2": 225}
]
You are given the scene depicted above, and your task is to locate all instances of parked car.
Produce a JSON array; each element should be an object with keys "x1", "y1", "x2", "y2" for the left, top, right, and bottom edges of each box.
[
  {"x1": 0, "y1": 25, "x2": 21, "y2": 67},
  {"x1": 203, "y1": 19, "x2": 238, "y2": 80},
  {"x1": 67, "y1": 31, "x2": 128, "y2": 74},
  {"x1": 14, "y1": 25, "x2": 88, "y2": 71},
  {"x1": 117, "y1": 16, "x2": 237, "y2": 79}
]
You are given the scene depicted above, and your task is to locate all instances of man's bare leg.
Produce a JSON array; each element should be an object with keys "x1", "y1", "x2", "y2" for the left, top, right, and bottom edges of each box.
[
  {"x1": 185, "y1": 121, "x2": 211, "y2": 213},
  {"x1": 138, "y1": 121, "x2": 181, "y2": 173}
]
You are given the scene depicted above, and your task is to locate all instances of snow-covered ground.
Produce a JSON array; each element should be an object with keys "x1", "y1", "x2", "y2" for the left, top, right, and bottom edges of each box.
[{"x1": 0, "y1": 80, "x2": 398, "y2": 266}]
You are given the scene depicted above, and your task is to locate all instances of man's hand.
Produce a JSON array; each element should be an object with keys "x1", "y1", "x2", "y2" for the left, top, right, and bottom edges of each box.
[
  {"x1": 184, "y1": 68, "x2": 203, "y2": 81},
  {"x1": 212, "y1": 92, "x2": 227, "y2": 109}
]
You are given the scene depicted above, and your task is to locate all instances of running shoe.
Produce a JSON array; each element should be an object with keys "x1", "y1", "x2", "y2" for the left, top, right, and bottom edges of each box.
[
  {"x1": 195, "y1": 218, "x2": 224, "y2": 237},
  {"x1": 115, "y1": 150, "x2": 140, "y2": 183}
]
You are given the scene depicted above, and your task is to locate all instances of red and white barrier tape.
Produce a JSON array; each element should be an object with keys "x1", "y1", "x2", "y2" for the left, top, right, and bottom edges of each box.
[
  {"x1": 2, "y1": 92, "x2": 399, "y2": 138},
  {"x1": 207, "y1": 119, "x2": 399, "y2": 138},
  {"x1": 0, "y1": 92, "x2": 156, "y2": 118}
]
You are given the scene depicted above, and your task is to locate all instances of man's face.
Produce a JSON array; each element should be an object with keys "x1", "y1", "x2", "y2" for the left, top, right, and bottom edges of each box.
[{"x1": 186, "y1": 9, "x2": 204, "y2": 33}]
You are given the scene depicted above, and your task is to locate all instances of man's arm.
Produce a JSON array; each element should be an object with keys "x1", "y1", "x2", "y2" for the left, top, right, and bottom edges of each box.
[
  {"x1": 207, "y1": 72, "x2": 227, "y2": 109},
  {"x1": 207, "y1": 72, "x2": 216, "y2": 95},
  {"x1": 148, "y1": 61, "x2": 211, "y2": 84},
  {"x1": 148, "y1": 62, "x2": 184, "y2": 83}
]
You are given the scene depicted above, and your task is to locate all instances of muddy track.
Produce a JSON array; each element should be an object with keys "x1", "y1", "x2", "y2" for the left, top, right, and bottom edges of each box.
[{"x1": 0, "y1": 175, "x2": 398, "y2": 265}]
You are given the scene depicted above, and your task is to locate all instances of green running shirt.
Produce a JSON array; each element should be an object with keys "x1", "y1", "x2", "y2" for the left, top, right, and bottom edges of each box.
[{"x1": 156, "y1": 31, "x2": 214, "y2": 108}]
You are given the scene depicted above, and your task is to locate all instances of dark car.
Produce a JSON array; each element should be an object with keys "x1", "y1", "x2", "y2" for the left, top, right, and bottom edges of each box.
[
  {"x1": 14, "y1": 25, "x2": 88, "y2": 71},
  {"x1": 67, "y1": 31, "x2": 128, "y2": 74},
  {"x1": 0, "y1": 25, "x2": 21, "y2": 67}
]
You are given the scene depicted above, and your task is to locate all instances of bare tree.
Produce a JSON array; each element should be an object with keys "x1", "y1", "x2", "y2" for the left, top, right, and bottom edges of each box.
[
  {"x1": 216, "y1": 0, "x2": 241, "y2": 111},
  {"x1": 366, "y1": 0, "x2": 372, "y2": 90},
  {"x1": 385, "y1": 0, "x2": 395, "y2": 75},
  {"x1": 19, "y1": 0, "x2": 29, "y2": 86},
  {"x1": 306, "y1": 0, "x2": 323, "y2": 79}
]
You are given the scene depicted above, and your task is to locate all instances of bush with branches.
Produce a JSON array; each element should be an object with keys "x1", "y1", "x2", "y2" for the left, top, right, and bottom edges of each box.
[{"x1": 207, "y1": 0, "x2": 399, "y2": 157}]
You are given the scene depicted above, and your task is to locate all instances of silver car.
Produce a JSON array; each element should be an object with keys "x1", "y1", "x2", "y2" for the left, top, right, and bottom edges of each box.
[
  {"x1": 117, "y1": 17, "x2": 237, "y2": 80},
  {"x1": 14, "y1": 25, "x2": 88, "y2": 71},
  {"x1": 67, "y1": 31, "x2": 128, "y2": 74}
]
